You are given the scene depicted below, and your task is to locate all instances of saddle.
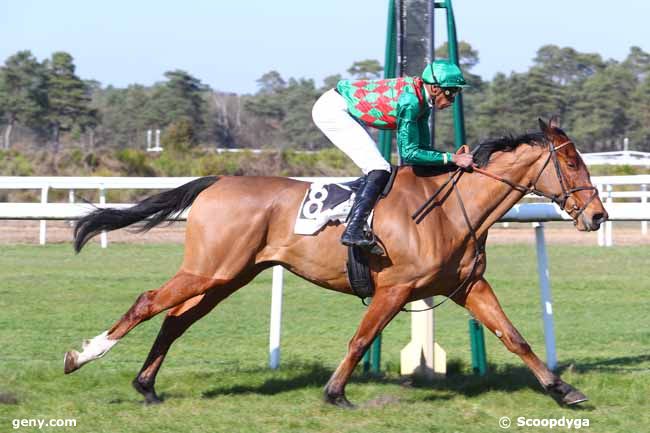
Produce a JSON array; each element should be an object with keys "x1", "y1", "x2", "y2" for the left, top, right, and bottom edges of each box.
[{"x1": 293, "y1": 168, "x2": 398, "y2": 301}]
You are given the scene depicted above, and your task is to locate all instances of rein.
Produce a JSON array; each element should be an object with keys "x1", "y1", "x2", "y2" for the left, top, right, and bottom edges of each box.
[
  {"x1": 404, "y1": 138, "x2": 598, "y2": 313},
  {"x1": 402, "y1": 168, "x2": 483, "y2": 312}
]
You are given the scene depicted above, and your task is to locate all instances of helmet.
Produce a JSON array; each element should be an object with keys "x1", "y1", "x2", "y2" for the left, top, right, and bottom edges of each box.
[{"x1": 421, "y1": 59, "x2": 469, "y2": 87}]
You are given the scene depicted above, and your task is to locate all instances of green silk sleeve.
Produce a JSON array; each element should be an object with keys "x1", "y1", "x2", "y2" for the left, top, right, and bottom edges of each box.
[{"x1": 396, "y1": 102, "x2": 452, "y2": 166}]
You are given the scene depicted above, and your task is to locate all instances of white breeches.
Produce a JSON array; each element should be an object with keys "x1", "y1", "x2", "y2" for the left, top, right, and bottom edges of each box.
[{"x1": 312, "y1": 89, "x2": 391, "y2": 175}]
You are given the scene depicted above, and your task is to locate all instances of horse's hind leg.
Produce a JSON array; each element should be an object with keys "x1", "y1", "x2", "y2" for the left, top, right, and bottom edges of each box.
[
  {"x1": 132, "y1": 269, "x2": 261, "y2": 404},
  {"x1": 64, "y1": 270, "x2": 220, "y2": 374},
  {"x1": 459, "y1": 278, "x2": 587, "y2": 405}
]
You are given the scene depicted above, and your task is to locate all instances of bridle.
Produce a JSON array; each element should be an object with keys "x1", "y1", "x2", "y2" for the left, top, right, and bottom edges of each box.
[
  {"x1": 402, "y1": 138, "x2": 600, "y2": 313},
  {"x1": 472, "y1": 139, "x2": 600, "y2": 222}
]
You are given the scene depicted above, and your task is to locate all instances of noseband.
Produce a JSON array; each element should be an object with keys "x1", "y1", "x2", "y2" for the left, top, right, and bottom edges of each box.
[{"x1": 473, "y1": 140, "x2": 599, "y2": 222}]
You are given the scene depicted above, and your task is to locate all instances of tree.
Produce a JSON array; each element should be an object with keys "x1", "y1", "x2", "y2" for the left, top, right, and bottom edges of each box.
[
  {"x1": 627, "y1": 75, "x2": 650, "y2": 151},
  {"x1": 0, "y1": 51, "x2": 48, "y2": 149},
  {"x1": 622, "y1": 46, "x2": 650, "y2": 82},
  {"x1": 568, "y1": 64, "x2": 637, "y2": 151},
  {"x1": 149, "y1": 70, "x2": 209, "y2": 143},
  {"x1": 45, "y1": 51, "x2": 96, "y2": 152},
  {"x1": 256, "y1": 70, "x2": 286, "y2": 94},
  {"x1": 347, "y1": 59, "x2": 383, "y2": 79},
  {"x1": 533, "y1": 45, "x2": 606, "y2": 86},
  {"x1": 280, "y1": 78, "x2": 326, "y2": 149},
  {"x1": 474, "y1": 73, "x2": 522, "y2": 138},
  {"x1": 322, "y1": 74, "x2": 343, "y2": 91}
]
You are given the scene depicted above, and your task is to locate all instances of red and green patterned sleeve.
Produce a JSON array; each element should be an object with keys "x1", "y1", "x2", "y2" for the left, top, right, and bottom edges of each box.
[{"x1": 396, "y1": 93, "x2": 452, "y2": 166}]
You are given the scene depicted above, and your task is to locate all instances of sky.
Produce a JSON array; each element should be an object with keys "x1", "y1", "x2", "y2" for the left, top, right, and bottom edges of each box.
[{"x1": 2, "y1": 0, "x2": 650, "y2": 94}]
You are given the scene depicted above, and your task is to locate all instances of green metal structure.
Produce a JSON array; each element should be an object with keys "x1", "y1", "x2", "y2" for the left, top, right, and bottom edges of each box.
[{"x1": 364, "y1": 0, "x2": 487, "y2": 376}]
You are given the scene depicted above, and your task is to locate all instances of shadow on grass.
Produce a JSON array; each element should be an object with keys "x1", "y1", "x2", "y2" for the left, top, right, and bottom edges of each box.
[
  {"x1": 200, "y1": 360, "x2": 545, "y2": 402},
  {"x1": 557, "y1": 354, "x2": 650, "y2": 373},
  {"x1": 200, "y1": 355, "x2": 645, "y2": 406}
]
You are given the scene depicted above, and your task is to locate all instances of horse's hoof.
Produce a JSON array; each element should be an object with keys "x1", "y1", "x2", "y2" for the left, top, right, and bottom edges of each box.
[
  {"x1": 64, "y1": 351, "x2": 80, "y2": 374},
  {"x1": 324, "y1": 393, "x2": 355, "y2": 409},
  {"x1": 563, "y1": 390, "x2": 588, "y2": 406},
  {"x1": 132, "y1": 378, "x2": 162, "y2": 404},
  {"x1": 547, "y1": 380, "x2": 588, "y2": 406}
]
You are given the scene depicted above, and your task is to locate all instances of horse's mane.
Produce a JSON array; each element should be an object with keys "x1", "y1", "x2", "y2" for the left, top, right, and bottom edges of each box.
[{"x1": 473, "y1": 132, "x2": 549, "y2": 168}]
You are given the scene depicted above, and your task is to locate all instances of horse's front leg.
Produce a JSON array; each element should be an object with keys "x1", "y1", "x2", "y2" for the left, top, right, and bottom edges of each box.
[
  {"x1": 458, "y1": 278, "x2": 587, "y2": 405},
  {"x1": 324, "y1": 285, "x2": 412, "y2": 408}
]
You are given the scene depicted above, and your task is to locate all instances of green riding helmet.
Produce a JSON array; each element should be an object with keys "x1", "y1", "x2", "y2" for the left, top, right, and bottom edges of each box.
[{"x1": 421, "y1": 59, "x2": 469, "y2": 88}]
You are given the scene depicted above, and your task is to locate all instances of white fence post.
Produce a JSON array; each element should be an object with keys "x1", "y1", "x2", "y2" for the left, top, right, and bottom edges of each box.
[
  {"x1": 39, "y1": 186, "x2": 49, "y2": 245},
  {"x1": 99, "y1": 186, "x2": 107, "y2": 248},
  {"x1": 269, "y1": 265, "x2": 284, "y2": 369},
  {"x1": 642, "y1": 184, "x2": 647, "y2": 236},
  {"x1": 597, "y1": 184, "x2": 605, "y2": 247},
  {"x1": 605, "y1": 184, "x2": 613, "y2": 247},
  {"x1": 534, "y1": 222, "x2": 557, "y2": 370},
  {"x1": 68, "y1": 189, "x2": 75, "y2": 227}
]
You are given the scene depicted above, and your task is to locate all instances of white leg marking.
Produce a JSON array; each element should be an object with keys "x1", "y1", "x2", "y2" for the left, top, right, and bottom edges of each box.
[{"x1": 76, "y1": 331, "x2": 118, "y2": 365}]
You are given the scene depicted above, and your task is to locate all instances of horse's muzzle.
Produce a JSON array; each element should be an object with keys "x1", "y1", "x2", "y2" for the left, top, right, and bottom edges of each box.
[{"x1": 580, "y1": 210, "x2": 608, "y2": 232}]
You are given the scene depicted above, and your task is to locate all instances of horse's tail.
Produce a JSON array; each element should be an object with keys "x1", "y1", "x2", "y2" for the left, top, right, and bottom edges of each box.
[{"x1": 73, "y1": 176, "x2": 219, "y2": 253}]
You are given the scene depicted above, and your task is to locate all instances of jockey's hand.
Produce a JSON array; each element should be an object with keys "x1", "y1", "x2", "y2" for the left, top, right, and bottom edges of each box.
[{"x1": 452, "y1": 153, "x2": 474, "y2": 169}]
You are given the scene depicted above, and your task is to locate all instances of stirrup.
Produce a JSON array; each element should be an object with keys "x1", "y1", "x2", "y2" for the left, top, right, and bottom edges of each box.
[{"x1": 354, "y1": 231, "x2": 385, "y2": 256}]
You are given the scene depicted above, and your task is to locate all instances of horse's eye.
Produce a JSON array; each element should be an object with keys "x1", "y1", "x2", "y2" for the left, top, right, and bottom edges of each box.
[{"x1": 567, "y1": 161, "x2": 577, "y2": 169}]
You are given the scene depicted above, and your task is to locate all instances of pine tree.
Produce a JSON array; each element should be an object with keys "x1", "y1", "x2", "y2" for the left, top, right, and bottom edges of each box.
[
  {"x1": 0, "y1": 51, "x2": 48, "y2": 149},
  {"x1": 627, "y1": 75, "x2": 650, "y2": 151},
  {"x1": 45, "y1": 51, "x2": 96, "y2": 152},
  {"x1": 149, "y1": 70, "x2": 209, "y2": 143},
  {"x1": 569, "y1": 64, "x2": 637, "y2": 151}
]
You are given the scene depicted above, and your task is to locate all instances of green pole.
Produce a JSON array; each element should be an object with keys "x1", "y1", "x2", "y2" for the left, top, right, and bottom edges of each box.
[
  {"x1": 469, "y1": 318, "x2": 488, "y2": 375},
  {"x1": 434, "y1": 0, "x2": 466, "y2": 149},
  {"x1": 363, "y1": 0, "x2": 397, "y2": 375},
  {"x1": 378, "y1": 0, "x2": 397, "y2": 160},
  {"x1": 444, "y1": 0, "x2": 466, "y2": 149}
]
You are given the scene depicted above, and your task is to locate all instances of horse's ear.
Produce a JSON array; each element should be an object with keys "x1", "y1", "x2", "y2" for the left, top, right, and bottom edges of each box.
[
  {"x1": 549, "y1": 115, "x2": 561, "y2": 129},
  {"x1": 538, "y1": 118, "x2": 549, "y2": 134}
]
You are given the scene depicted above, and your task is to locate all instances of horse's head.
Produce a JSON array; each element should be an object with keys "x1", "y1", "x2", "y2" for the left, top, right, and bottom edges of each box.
[{"x1": 532, "y1": 117, "x2": 608, "y2": 231}]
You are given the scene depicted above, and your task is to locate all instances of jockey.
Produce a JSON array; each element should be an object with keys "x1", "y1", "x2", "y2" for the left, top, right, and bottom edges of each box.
[{"x1": 312, "y1": 59, "x2": 474, "y2": 252}]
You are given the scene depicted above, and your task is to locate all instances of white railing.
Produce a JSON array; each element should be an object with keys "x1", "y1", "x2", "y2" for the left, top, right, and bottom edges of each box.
[{"x1": 1, "y1": 175, "x2": 649, "y2": 247}]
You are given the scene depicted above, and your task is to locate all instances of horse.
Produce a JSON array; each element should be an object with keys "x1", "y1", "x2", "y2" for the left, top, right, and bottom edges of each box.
[{"x1": 63, "y1": 118, "x2": 607, "y2": 407}]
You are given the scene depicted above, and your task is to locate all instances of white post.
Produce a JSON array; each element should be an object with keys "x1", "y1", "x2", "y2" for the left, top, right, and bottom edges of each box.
[
  {"x1": 146, "y1": 129, "x2": 152, "y2": 150},
  {"x1": 597, "y1": 184, "x2": 605, "y2": 247},
  {"x1": 534, "y1": 223, "x2": 557, "y2": 371},
  {"x1": 155, "y1": 129, "x2": 161, "y2": 149},
  {"x1": 642, "y1": 184, "x2": 647, "y2": 236},
  {"x1": 400, "y1": 298, "x2": 446, "y2": 378},
  {"x1": 605, "y1": 184, "x2": 613, "y2": 247},
  {"x1": 68, "y1": 189, "x2": 75, "y2": 227},
  {"x1": 39, "y1": 186, "x2": 49, "y2": 245},
  {"x1": 269, "y1": 265, "x2": 284, "y2": 369},
  {"x1": 99, "y1": 186, "x2": 107, "y2": 248}
]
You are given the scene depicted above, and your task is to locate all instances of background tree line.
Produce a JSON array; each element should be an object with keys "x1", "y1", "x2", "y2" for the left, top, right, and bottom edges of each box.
[{"x1": 1, "y1": 43, "x2": 649, "y2": 156}]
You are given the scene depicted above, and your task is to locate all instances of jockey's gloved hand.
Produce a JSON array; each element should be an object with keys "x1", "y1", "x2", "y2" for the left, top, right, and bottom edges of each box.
[{"x1": 452, "y1": 153, "x2": 474, "y2": 169}]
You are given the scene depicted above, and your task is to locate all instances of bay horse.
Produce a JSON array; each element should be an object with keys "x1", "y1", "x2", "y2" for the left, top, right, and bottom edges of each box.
[{"x1": 64, "y1": 118, "x2": 607, "y2": 407}]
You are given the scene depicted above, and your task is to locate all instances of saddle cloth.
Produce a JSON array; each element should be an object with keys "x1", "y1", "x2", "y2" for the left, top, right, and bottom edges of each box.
[{"x1": 294, "y1": 181, "x2": 371, "y2": 235}]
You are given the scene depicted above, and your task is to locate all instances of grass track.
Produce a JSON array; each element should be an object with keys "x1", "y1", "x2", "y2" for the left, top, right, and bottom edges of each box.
[{"x1": 0, "y1": 242, "x2": 648, "y2": 432}]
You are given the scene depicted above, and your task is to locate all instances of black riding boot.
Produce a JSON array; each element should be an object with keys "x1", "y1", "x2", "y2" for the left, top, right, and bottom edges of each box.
[{"x1": 341, "y1": 169, "x2": 391, "y2": 252}]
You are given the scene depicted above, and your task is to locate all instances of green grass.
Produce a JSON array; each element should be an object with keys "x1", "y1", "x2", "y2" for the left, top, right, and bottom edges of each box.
[{"x1": 0, "y1": 243, "x2": 648, "y2": 433}]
